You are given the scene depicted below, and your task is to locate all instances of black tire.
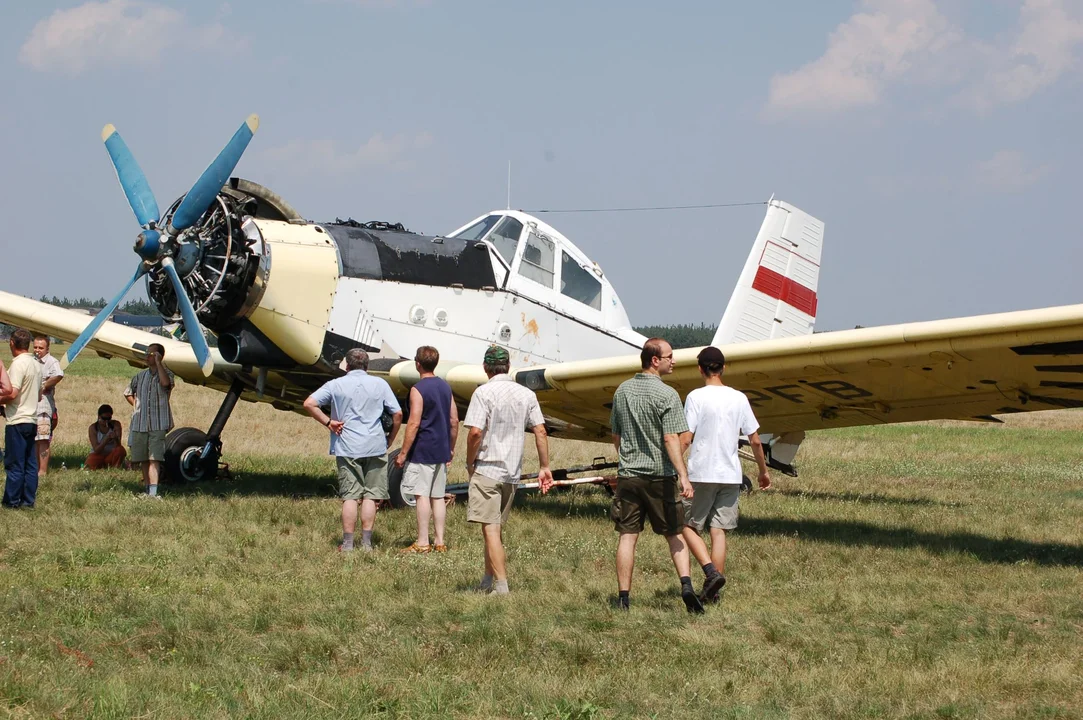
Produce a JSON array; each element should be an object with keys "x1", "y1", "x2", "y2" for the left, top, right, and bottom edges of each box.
[
  {"x1": 163, "y1": 427, "x2": 218, "y2": 484},
  {"x1": 386, "y1": 448, "x2": 414, "y2": 508}
]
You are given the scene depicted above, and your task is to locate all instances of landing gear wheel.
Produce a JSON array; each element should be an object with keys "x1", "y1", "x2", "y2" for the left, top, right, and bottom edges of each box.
[
  {"x1": 386, "y1": 448, "x2": 415, "y2": 508},
  {"x1": 163, "y1": 427, "x2": 219, "y2": 484}
]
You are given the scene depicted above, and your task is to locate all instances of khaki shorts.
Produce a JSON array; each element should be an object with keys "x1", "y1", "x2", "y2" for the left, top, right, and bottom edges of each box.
[
  {"x1": 611, "y1": 475, "x2": 686, "y2": 536},
  {"x1": 35, "y1": 413, "x2": 52, "y2": 442},
  {"x1": 404, "y1": 462, "x2": 447, "y2": 498},
  {"x1": 337, "y1": 455, "x2": 389, "y2": 501},
  {"x1": 467, "y1": 473, "x2": 516, "y2": 525},
  {"x1": 684, "y1": 482, "x2": 740, "y2": 532},
  {"x1": 130, "y1": 430, "x2": 168, "y2": 463}
]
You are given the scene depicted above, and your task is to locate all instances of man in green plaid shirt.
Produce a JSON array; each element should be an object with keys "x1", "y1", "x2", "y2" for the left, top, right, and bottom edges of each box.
[{"x1": 610, "y1": 338, "x2": 703, "y2": 613}]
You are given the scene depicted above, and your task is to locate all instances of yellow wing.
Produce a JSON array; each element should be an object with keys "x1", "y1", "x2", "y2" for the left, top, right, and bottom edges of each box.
[
  {"x1": 0, "y1": 291, "x2": 238, "y2": 390},
  {"x1": 385, "y1": 303, "x2": 1083, "y2": 442}
]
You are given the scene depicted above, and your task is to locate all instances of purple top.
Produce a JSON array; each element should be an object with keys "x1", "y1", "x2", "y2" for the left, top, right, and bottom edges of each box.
[{"x1": 409, "y1": 376, "x2": 453, "y2": 464}]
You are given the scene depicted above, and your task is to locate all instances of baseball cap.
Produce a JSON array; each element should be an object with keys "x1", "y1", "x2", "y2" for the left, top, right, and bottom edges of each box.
[
  {"x1": 483, "y1": 344, "x2": 510, "y2": 366},
  {"x1": 697, "y1": 346, "x2": 725, "y2": 366}
]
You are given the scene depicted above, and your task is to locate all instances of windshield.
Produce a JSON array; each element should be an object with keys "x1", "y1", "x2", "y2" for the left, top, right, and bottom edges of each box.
[{"x1": 450, "y1": 214, "x2": 502, "y2": 241}]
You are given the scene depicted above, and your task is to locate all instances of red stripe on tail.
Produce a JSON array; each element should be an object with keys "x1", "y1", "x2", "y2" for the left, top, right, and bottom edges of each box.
[{"x1": 751, "y1": 267, "x2": 818, "y2": 317}]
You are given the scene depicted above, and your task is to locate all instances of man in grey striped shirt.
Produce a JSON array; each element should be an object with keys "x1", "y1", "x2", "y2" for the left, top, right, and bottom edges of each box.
[{"x1": 124, "y1": 343, "x2": 174, "y2": 498}]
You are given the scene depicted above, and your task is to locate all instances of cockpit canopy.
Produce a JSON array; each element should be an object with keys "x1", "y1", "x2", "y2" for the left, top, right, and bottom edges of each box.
[{"x1": 449, "y1": 211, "x2": 631, "y2": 329}]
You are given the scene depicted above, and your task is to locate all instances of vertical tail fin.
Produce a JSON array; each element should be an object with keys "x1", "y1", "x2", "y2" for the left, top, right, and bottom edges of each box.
[{"x1": 712, "y1": 199, "x2": 825, "y2": 346}]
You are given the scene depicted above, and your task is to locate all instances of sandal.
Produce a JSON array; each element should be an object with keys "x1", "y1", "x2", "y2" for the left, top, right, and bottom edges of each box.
[
  {"x1": 400, "y1": 542, "x2": 432, "y2": 554},
  {"x1": 434, "y1": 544, "x2": 448, "y2": 553}
]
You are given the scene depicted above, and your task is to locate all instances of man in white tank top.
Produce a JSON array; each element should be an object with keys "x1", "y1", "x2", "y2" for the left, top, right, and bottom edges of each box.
[{"x1": 680, "y1": 346, "x2": 771, "y2": 603}]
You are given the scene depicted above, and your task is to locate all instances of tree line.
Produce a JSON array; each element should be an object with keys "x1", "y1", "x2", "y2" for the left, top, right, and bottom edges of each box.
[
  {"x1": 38, "y1": 296, "x2": 158, "y2": 316},
  {"x1": 632, "y1": 323, "x2": 716, "y2": 349}
]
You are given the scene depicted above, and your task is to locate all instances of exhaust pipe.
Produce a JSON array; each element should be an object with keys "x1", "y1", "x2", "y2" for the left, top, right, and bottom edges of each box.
[{"x1": 218, "y1": 322, "x2": 296, "y2": 368}]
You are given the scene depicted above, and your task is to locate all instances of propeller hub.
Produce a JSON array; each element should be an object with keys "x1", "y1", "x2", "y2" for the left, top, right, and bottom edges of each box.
[{"x1": 134, "y1": 229, "x2": 162, "y2": 260}]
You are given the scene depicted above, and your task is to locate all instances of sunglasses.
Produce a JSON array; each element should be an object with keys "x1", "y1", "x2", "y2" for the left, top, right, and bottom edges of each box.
[{"x1": 99, "y1": 415, "x2": 112, "y2": 421}]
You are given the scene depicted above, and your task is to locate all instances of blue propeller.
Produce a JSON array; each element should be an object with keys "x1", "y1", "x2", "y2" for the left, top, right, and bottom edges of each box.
[
  {"x1": 62, "y1": 263, "x2": 148, "y2": 370},
  {"x1": 170, "y1": 115, "x2": 259, "y2": 233},
  {"x1": 62, "y1": 116, "x2": 260, "y2": 375},
  {"x1": 160, "y1": 258, "x2": 214, "y2": 376},
  {"x1": 102, "y1": 124, "x2": 160, "y2": 229}
]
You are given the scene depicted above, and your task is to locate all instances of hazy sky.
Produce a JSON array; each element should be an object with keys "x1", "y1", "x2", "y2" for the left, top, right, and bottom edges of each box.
[{"x1": 2, "y1": 0, "x2": 1081, "y2": 330}]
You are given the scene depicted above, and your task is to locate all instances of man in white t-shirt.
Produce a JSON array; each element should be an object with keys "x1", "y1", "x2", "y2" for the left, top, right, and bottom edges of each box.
[{"x1": 680, "y1": 346, "x2": 771, "y2": 603}]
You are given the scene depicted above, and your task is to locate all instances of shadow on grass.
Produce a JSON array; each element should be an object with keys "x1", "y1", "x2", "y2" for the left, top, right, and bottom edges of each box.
[
  {"x1": 170, "y1": 471, "x2": 338, "y2": 499},
  {"x1": 48, "y1": 450, "x2": 337, "y2": 499},
  {"x1": 741, "y1": 516, "x2": 1083, "y2": 568},
  {"x1": 514, "y1": 489, "x2": 611, "y2": 520},
  {"x1": 775, "y1": 489, "x2": 957, "y2": 507}
]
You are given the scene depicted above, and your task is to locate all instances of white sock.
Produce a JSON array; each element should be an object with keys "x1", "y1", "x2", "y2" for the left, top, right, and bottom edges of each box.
[{"x1": 492, "y1": 579, "x2": 509, "y2": 595}]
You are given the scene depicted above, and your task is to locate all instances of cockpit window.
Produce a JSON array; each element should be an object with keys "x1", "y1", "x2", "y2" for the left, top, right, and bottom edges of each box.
[
  {"x1": 451, "y1": 214, "x2": 502, "y2": 242},
  {"x1": 518, "y1": 231, "x2": 555, "y2": 288},
  {"x1": 560, "y1": 252, "x2": 602, "y2": 310},
  {"x1": 488, "y1": 217, "x2": 523, "y2": 266}
]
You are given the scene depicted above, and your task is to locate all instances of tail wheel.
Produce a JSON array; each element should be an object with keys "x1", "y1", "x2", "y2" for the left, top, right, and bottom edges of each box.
[
  {"x1": 386, "y1": 448, "x2": 415, "y2": 508},
  {"x1": 163, "y1": 427, "x2": 218, "y2": 484}
]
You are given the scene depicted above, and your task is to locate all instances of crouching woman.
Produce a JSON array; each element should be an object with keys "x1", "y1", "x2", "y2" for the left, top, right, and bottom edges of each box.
[{"x1": 86, "y1": 404, "x2": 127, "y2": 470}]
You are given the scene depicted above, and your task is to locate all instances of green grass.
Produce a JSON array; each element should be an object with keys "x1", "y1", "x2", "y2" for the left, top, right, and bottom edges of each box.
[
  {"x1": 1, "y1": 350, "x2": 1081, "y2": 718},
  {"x1": 1, "y1": 426, "x2": 1081, "y2": 719}
]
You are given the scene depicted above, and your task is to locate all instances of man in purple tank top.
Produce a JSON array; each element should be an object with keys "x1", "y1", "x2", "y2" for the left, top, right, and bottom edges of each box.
[{"x1": 396, "y1": 346, "x2": 459, "y2": 553}]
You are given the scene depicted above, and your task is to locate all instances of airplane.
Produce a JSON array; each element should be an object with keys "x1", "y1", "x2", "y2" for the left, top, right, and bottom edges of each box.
[{"x1": 3, "y1": 115, "x2": 1083, "y2": 507}]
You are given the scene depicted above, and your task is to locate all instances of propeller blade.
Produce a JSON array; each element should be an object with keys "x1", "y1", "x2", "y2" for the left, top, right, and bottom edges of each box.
[
  {"x1": 62, "y1": 262, "x2": 148, "y2": 370},
  {"x1": 159, "y1": 257, "x2": 214, "y2": 377},
  {"x1": 170, "y1": 114, "x2": 260, "y2": 232},
  {"x1": 101, "y1": 124, "x2": 160, "y2": 228}
]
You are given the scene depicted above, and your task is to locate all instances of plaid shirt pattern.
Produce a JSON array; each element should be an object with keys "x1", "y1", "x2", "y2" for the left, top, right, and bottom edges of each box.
[
  {"x1": 463, "y1": 374, "x2": 545, "y2": 483},
  {"x1": 610, "y1": 373, "x2": 689, "y2": 478},
  {"x1": 125, "y1": 368, "x2": 175, "y2": 433}
]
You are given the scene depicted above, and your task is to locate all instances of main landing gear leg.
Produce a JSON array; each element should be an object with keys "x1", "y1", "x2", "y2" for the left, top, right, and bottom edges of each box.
[{"x1": 163, "y1": 377, "x2": 245, "y2": 483}]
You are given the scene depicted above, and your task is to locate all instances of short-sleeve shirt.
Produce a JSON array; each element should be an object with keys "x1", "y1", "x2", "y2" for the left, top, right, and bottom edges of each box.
[
  {"x1": 685, "y1": 385, "x2": 760, "y2": 484},
  {"x1": 462, "y1": 374, "x2": 545, "y2": 484},
  {"x1": 5, "y1": 353, "x2": 43, "y2": 426},
  {"x1": 610, "y1": 373, "x2": 689, "y2": 478},
  {"x1": 309, "y1": 370, "x2": 401, "y2": 458},
  {"x1": 36, "y1": 353, "x2": 63, "y2": 416},
  {"x1": 125, "y1": 367, "x2": 175, "y2": 433}
]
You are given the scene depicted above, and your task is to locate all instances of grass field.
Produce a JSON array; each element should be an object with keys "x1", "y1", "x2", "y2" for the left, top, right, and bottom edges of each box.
[{"x1": 1, "y1": 346, "x2": 1081, "y2": 718}]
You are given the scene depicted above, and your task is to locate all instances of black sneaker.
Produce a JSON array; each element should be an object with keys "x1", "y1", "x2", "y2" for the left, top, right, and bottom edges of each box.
[
  {"x1": 681, "y1": 587, "x2": 705, "y2": 614},
  {"x1": 701, "y1": 572, "x2": 726, "y2": 604}
]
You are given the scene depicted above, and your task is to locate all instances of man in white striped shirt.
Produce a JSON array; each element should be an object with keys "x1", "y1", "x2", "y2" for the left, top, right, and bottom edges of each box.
[{"x1": 124, "y1": 343, "x2": 174, "y2": 498}]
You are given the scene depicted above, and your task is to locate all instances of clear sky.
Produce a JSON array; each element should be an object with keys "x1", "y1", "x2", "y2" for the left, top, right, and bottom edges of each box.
[{"x1": 1, "y1": 0, "x2": 1081, "y2": 330}]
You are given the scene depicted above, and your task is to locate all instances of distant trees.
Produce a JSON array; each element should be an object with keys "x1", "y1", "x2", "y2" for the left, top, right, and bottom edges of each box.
[
  {"x1": 39, "y1": 296, "x2": 158, "y2": 315},
  {"x1": 633, "y1": 323, "x2": 717, "y2": 349}
]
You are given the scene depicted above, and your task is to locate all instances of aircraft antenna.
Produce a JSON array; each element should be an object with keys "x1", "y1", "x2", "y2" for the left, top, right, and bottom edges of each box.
[{"x1": 506, "y1": 160, "x2": 512, "y2": 210}]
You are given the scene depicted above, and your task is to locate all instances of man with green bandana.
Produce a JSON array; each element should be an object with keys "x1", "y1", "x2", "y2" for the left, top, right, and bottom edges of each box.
[{"x1": 463, "y1": 345, "x2": 553, "y2": 594}]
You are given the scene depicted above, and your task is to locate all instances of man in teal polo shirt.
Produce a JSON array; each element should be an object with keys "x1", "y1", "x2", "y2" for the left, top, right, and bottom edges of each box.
[{"x1": 305, "y1": 349, "x2": 402, "y2": 552}]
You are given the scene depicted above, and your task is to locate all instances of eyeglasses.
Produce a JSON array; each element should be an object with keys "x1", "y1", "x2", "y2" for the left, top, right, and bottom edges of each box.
[{"x1": 659, "y1": 354, "x2": 673, "y2": 360}]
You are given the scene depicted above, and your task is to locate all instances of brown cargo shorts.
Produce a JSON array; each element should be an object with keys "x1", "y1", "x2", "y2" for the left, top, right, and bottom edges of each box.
[{"x1": 611, "y1": 475, "x2": 686, "y2": 536}]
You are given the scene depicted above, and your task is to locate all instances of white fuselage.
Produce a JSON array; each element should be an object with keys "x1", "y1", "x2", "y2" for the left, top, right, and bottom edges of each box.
[{"x1": 319, "y1": 210, "x2": 647, "y2": 367}]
